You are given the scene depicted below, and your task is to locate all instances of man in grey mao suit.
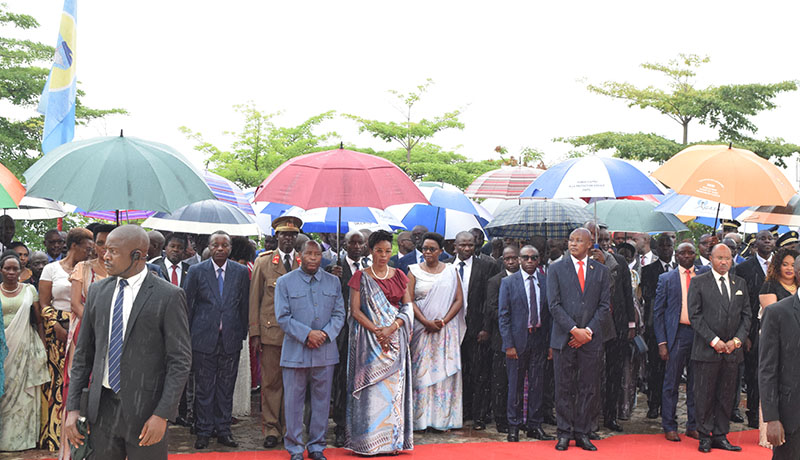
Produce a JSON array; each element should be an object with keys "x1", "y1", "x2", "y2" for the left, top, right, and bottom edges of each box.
[
  {"x1": 64, "y1": 225, "x2": 192, "y2": 460},
  {"x1": 276, "y1": 240, "x2": 345, "y2": 460}
]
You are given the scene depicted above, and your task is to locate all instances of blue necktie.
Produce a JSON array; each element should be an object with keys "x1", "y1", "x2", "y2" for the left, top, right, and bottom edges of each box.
[
  {"x1": 419, "y1": 254, "x2": 424, "y2": 263},
  {"x1": 458, "y1": 261, "x2": 465, "y2": 280},
  {"x1": 108, "y1": 278, "x2": 127, "y2": 393},
  {"x1": 217, "y1": 267, "x2": 224, "y2": 297},
  {"x1": 528, "y1": 274, "x2": 539, "y2": 328}
]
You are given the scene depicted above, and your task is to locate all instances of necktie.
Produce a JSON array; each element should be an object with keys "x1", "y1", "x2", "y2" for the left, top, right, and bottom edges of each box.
[
  {"x1": 284, "y1": 254, "x2": 292, "y2": 273},
  {"x1": 577, "y1": 260, "x2": 585, "y2": 292},
  {"x1": 353, "y1": 262, "x2": 360, "y2": 274},
  {"x1": 685, "y1": 268, "x2": 692, "y2": 289},
  {"x1": 458, "y1": 261, "x2": 465, "y2": 280},
  {"x1": 528, "y1": 274, "x2": 539, "y2": 328},
  {"x1": 108, "y1": 279, "x2": 127, "y2": 393},
  {"x1": 719, "y1": 276, "x2": 729, "y2": 303},
  {"x1": 419, "y1": 254, "x2": 424, "y2": 263},
  {"x1": 217, "y1": 267, "x2": 224, "y2": 297},
  {"x1": 362, "y1": 257, "x2": 370, "y2": 268},
  {"x1": 641, "y1": 255, "x2": 646, "y2": 266},
  {"x1": 170, "y1": 265, "x2": 179, "y2": 286}
]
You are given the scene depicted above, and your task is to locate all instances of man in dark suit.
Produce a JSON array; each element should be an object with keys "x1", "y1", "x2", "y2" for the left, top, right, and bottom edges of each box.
[
  {"x1": 653, "y1": 242, "x2": 708, "y2": 441},
  {"x1": 184, "y1": 231, "x2": 251, "y2": 449},
  {"x1": 396, "y1": 225, "x2": 450, "y2": 273},
  {"x1": 64, "y1": 225, "x2": 192, "y2": 460},
  {"x1": 448, "y1": 230, "x2": 500, "y2": 429},
  {"x1": 388, "y1": 231, "x2": 413, "y2": 268},
  {"x1": 735, "y1": 229, "x2": 774, "y2": 428},
  {"x1": 640, "y1": 233, "x2": 676, "y2": 419},
  {"x1": 688, "y1": 244, "x2": 751, "y2": 452},
  {"x1": 695, "y1": 234, "x2": 714, "y2": 267},
  {"x1": 498, "y1": 245, "x2": 555, "y2": 442},
  {"x1": 759, "y1": 258, "x2": 800, "y2": 459},
  {"x1": 548, "y1": 228, "x2": 611, "y2": 451},
  {"x1": 484, "y1": 245, "x2": 520, "y2": 434}
]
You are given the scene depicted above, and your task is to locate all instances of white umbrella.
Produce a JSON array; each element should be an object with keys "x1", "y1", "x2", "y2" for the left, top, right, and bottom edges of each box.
[
  {"x1": 2, "y1": 197, "x2": 66, "y2": 220},
  {"x1": 142, "y1": 200, "x2": 260, "y2": 236}
]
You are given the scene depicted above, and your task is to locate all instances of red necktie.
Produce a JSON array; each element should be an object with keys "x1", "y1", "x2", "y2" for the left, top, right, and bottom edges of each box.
[
  {"x1": 641, "y1": 255, "x2": 646, "y2": 266},
  {"x1": 577, "y1": 260, "x2": 585, "y2": 292},
  {"x1": 685, "y1": 268, "x2": 692, "y2": 289},
  {"x1": 171, "y1": 265, "x2": 179, "y2": 286}
]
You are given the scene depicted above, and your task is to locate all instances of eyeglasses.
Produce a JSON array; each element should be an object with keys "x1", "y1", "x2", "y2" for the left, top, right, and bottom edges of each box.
[
  {"x1": 519, "y1": 255, "x2": 539, "y2": 261},
  {"x1": 421, "y1": 247, "x2": 440, "y2": 253}
]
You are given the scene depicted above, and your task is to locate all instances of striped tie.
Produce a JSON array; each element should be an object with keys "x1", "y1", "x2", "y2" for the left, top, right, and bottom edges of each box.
[{"x1": 108, "y1": 278, "x2": 127, "y2": 393}]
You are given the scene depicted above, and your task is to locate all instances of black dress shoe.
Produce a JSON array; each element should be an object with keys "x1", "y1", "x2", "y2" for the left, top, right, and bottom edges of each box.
[
  {"x1": 264, "y1": 435, "x2": 279, "y2": 448},
  {"x1": 194, "y1": 436, "x2": 210, "y2": 449},
  {"x1": 588, "y1": 431, "x2": 600, "y2": 440},
  {"x1": 217, "y1": 434, "x2": 238, "y2": 448},
  {"x1": 543, "y1": 414, "x2": 558, "y2": 426},
  {"x1": 290, "y1": 454, "x2": 304, "y2": 460},
  {"x1": 604, "y1": 420, "x2": 624, "y2": 432},
  {"x1": 174, "y1": 416, "x2": 191, "y2": 427},
  {"x1": 731, "y1": 411, "x2": 744, "y2": 423},
  {"x1": 334, "y1": 427, "x2": 346, "y2": 448},
  {"x1": 473, "y1": 420, "x2": 486, "y2": 430},
  {"x1": 646, "y1": 408, "x2": 660, "y2": 419},
  {"x1": 575, "y1": 434, "x2": 598, "y2": 451},
  {"x1": 747, "y1": 417, "x2": 759, "y2": 429},
  {"x1": 507, "y1": 427, "x2": 519, "y2": 442},
  {"x1": 555, "y1": 437, "x2": 570, "y2": 451},
  {"x1": 526, "y1": 427, "x2": 555, "y2": 440},
  {"x1": 310, "y1": 451, "x2": 328, "y2": 460},
  {"x1": 496, "y1": 423, "x2": 509, "y2": 434},
  {"x1": 711, "y1": 438, "x2": 742, "y2": 451},
  {"x1": 698, "y1": 438, "x2": 712, "y2": 453}
]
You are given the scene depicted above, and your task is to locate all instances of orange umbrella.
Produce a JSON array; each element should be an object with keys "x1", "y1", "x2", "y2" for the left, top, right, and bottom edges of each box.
[
  {"x1": 0, "y1": 163, "x2": 25, "y2": 208},
  {"x1": 651, "y1": 144, "x2": 795, "y2": 207}
]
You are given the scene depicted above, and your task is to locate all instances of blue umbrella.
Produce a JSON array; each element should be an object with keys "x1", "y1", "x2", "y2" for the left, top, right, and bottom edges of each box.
[
  {"x1": 388, "y1": 183, "x2": 491, "y2": 237},
  {"x1": 654, "y1": 192, "x2": 749, "y2": 221}
]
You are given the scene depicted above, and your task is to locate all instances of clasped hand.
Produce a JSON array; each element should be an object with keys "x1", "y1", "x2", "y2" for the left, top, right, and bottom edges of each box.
[
  {"x1": 374, "y1": 326, "x2": 395, "y2": 352},
  {"x1": 712, "y1": 340, "x2": 735, "y2": 354},
  {"x1": 568, "y1": 328, "x2": 592, "y2": 348},
  {"x1": 306, "y1": 330, "x2": 327, "y2": 349}
]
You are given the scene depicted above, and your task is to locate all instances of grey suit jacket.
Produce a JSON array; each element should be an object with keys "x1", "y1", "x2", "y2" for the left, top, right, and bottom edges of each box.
[
  {"x1": 759, "y1": 294, "x2": 800, "y2": 433},
  {"x1": 66, "y1": 271, "x2": 192, "y2": 440}
]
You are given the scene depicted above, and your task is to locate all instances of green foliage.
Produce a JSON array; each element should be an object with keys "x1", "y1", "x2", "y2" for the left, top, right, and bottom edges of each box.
[
  {"x1": 344, "y1": 79, "x2": 465, "y2": 162},
  {"x1": 494, "y1": 145, "x2": 544, "y2": 167},
  {"x1": 556, "y1": 132, "x2": 684, "y2": 162},
  {"x1": 13, "y1": 213, "x2": 91, "y2": 251},
  {"x1": 180, "y1": 102, "x2": 337, "y2": 188},
  {"x1": 0, "y1": 3, "x2": 126, "y2": 177}
]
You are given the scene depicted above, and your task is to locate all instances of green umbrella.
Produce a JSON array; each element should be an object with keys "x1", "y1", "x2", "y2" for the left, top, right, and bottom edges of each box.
[
  {"x1": 23, "y1": 132, "x2": 215, "y2": 213},
  {"x1": 585, "y1": 200, "x2": 688, "y2": 233}
]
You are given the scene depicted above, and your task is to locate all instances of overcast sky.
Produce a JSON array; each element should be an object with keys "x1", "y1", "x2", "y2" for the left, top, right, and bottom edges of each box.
[{"x1": 6, "y1": 0, "x2": 800, "y2": 175}]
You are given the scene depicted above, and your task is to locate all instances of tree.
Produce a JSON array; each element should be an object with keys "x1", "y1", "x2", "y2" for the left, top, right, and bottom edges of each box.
[
  {"x1": 494, "y1": 145, "x2": 545, "y2": 167},
  {"x1": 0, "y1": 3, "x2": 126, "y2": 177},
  {"x1": 344, "y1": 79, "x2": 465, "y2": 162},
  {"x1": 180, "y1": 102, "x2": 337, "y2": 187}
]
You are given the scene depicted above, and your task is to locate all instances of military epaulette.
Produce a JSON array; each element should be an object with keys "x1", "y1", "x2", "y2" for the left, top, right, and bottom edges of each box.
[{"x1": 258, "y1": 250, "x2": 275, "y2": 258}]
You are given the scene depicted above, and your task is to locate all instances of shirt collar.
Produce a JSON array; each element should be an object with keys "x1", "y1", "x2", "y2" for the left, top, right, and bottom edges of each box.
[
  {"x1": 506, "y1": 269, "x2": 516, "y2": 277},
  {"x1": 711, "y1": 268, "x2": 729, "y2": 282},
  {"x1": 212, "y1": 259, "x2": 228, "y2": 272},
  {"x1": 457, "y1": 255, "x2": 473, "y2": 267},
  {"x1": 278, "y1": 248, "x2": 295, "y2": 261},
  {"x1": 570, "y1": 254, "x2": 588, "y2": 266},
  {"x1": 118, "y1": 266, "x2": 148, "y2": 288},
  {"x1": 345, "y1": 255, "x2": 361, "y2": 268},
  {"x1": 681, "y1": 265, "x2": 695, "y2": 275},
  {"x1": 757, "y1": 253, "x2": 771, "y2": 266},
  {"x1": 298, "y1": 268, "x2": 322, "y2": 283},
  {"x1": 164, "y1": 257, "x2": 181, "y2": 271}
]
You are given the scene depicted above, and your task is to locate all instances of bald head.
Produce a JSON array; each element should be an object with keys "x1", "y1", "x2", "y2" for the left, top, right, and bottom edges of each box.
[
  {"x1": 710, "y1": 243, "x2": 733, "y2": 275},
  {"x1": 105, "y1": 225, "x2": 149, "y2": 278},
  {"x1": 568, "y1": 228, "x2": 593, "y2": 260}
]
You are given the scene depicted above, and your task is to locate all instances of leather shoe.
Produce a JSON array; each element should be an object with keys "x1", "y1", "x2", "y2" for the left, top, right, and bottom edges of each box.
[
  {"x1": 217, "y1": 434, "x2": 238, "y2": 448},
  {"x1": 698, "y1": 438, "x2": 711, "y2": 453},
  {"x1": 711, "y1": 438, "x2": 742, "y2": 451},
  {"x1": 526, "y1": 427, "x2": 555, "y2": 440},
  {"x1": 290, "y1": 454, "x2": 304, "y2": 460},
  {"x1": 334, "y1": 427, "x2": 346, "y2": 448},
  {"x1": 575, "y1": 434, "x2": 598, "y2": 451},
  {"x1": 747, "y1": 417, "x2": 759, "y2": 429},
  {"x1": 646, "y1": 408, "x2": 659, "y2": 419},
  {"x1": 194, "y1": 436, "x2": 210, "y2": 449},
  {"x1": 731, "y1": 411, "x2": 744, "y2": 423},
  {"x1": 263, "y1": 435, "x2": 279, "y2": 448},
  {"x1": 174, "y1": 416, "x2": 192, "y2": 427},
  {"x1": 310, "y1": 451, "x2": 328, "y2": 460},
  {"x1": 604, "y1": 420, "x2": 623, "y2": 432},
  {"x1": 543, "y1": 414, "x2": 557, "y2": 426},
  {"x1": 507, "y1": 427, "x2": 519, "y2": 442},
  {"x1": 473, "y1": 420, "x2": 486, "y2": 430},
  {"x1": 665, "y1": 431, "x2": 680, "y2": 442},
  {"x1": 555, "y1": 437, "x2": 570, "y2": 451},
  {"x1": 685, "y1": 430, "x2": 700, "y2": 440},
  {"x1": 496, "y1": 423, "x2": 509, "y2": 434},
  {"x1": 588, "y1": 431, "x2": 600, "y2": 440}
]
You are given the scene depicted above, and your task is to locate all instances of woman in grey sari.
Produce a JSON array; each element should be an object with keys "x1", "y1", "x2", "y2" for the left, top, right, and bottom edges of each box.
[{"x1": 346, "y1": 230, "x2": 414, "y2": 455}]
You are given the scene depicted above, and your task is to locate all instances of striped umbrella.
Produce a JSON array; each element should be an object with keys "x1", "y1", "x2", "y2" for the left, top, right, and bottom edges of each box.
[
  {"x1": 66, "y1": 206, "x2": 156, "y2": 222},
  {"x1": 465, "y1": 167, "x2": 544, "y2": 199},
  {"x1": 0, "y1": 163, "x2": 26, "y2": 209},
  {"x1": 485, "y1": 200, "x2": 595, "y2": 240},
  {"x1": 203, "y1": 171, "x2": 255, "y2": 215}
]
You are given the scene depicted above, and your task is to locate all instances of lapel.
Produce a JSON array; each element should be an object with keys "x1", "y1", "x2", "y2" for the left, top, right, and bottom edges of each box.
[
  {"x1": 222, "y1": 263, "x2": 236, "y2": 305},
  {"x1": 468, "y1": 256, "x2": 480, "y2": 293},
  {"x1": 95, "y1": 279, "x2": 116, "y2": 358},
  {"x1": 792, "y1": 295, "x2": 800, "y2": 334},
  {"x1": 563, "y1": 257, "x2": 583, "y2": 296},
  {"x1": 711, "y1": 272, "x2": 731, "y2": 311},
  {"x1": 123, "y1": 273, "x2": 155, "y2": 349},
  {"x1": 205, "y1": 260, "x2": 223, "y2": 304},
  {"x1": 513, "y1": 270, "x2": 526, "y2": 302},
  {"x1": 584, "y1": 258, "x2": 598, "y2": 297}
]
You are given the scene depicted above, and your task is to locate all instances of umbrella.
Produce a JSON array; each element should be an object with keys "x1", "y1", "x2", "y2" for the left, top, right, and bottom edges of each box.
[
  {"x1": 651, "y1": 144, "x2": 795, "y2": 208},
  {"x1": 23, "y1": 133, "x2": 216, "y2": 213},
  {"x1": 2, "y1": 197, "x2": 66, "y2": 220},
  {"x1": 141, "y1": 200, "x2": 260, "y2": 236},
  {"x1": 387, "y1": 183, "x2": 493, "y2": 238},
  {"x1": 740, "y1": 194, "x2": 800, "y2": 227},
  {"x1": 586, "y1": 200, "x2": 687, "y2": 234},
  {"x1": 0, "y1": 163, "x2": 26, "y2": 209},
  {"x1": 66, "y1": 207, "x2": 155, "y2": 222},
  {"x1": 654, "y1": 192, "x2": 749, "y2": 221},
  {"x1": 284, "y1": 207, "x2": 406, "y2": 233},
  {"x1": 480, "y1": 197, "x2": 586, "y2": 216},
  {"x1": 485, "y1": 200, "x2": 595, "y2": 240},
  {"x1": 465, "y1": 166, "x2": 545, "y2": 199},
  {"x1": 204, "y1": 171, "x2": 255, "y2": 215}
]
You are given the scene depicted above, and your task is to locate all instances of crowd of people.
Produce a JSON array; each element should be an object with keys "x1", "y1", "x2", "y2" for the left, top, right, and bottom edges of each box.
[{"x1": 0, "y1": 214, "x2": 797, "y2": 459}]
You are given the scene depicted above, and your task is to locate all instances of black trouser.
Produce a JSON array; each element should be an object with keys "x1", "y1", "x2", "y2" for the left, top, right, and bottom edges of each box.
[
  {"x1": 693, "y1": 359, "x2": 738, "y2": 440},
  {"x1": 490, "y1": 350, "x2": 508, "y2": 427},
  {"x1": 603, "y1": 337, "x2": 627, "y2": 423},
  {"x1": 645, "y1": 329, "x2": 665, "y2": 412},
  {"x1": 542, "y1": 356, "x2": 555, "y2": 419},
  {"x1": 743, "y1": 334, "x2": 760, "y2": 423},
  {"x1": 553, "y1": 345, "x2": 603, "y2": 437},
  {"x1": 90, "y1": 388, "x2": 169, "y2": 460},
  {"x1": 331, "y1": 321, "x2": 349, "y2": 433},
  {"x1": 177, "y1": 371, "x2": 195, "y2": 424},
  {"x1": 462, "y1": 340, "x2": 493, "y2": 423}
]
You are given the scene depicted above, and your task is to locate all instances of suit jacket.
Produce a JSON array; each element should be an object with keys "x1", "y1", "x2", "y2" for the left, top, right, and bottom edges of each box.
[
  {"x1": 275, "y1": 268, "x2": 345, "y2": 368},
  {"x1": 641, "y1": 259, "x2": 671, "y2": 328},
  {"x1": 653, "y1": 265, "x2": 710, "y2": 351},
  {"x1": 484, "y1": 269, "x2": 508, "y2": 352},
  {"x1": 687, "y1": 270, "x2": 752, "y2": 363},
  {"x1": 446, "y1": 255, "x2": 500, "y2": 341},
  {"x1": 396, "y1": 250, "x2": 450, "y2": 274},
  {"x1": 249, "y1": 250, "x2": 300, "y2": 346},
  {"x1": 151, "y1": 256, "x2": 191, "y2": 289},
  {"x1": 185, "y1": 259, "x2": 250, "y2": 355},
  {"x1": 547, "y1": 256, "x2": 611, "y2": 351},
  {"x1": 735, "y1": 255, "x2": 768, "y2": 342},
  {"x1": 498, "y1": 269, "x2": 551, "y2": 352},
  {"x1": 604, "y1": 252, "x2": 636, "y2": 341},
  {"x1": 66, "y1": 272, "x2": 191, "y2": 439},
  {"x1": 759, "y1": 294, "x2": 800, "y2": 433}
]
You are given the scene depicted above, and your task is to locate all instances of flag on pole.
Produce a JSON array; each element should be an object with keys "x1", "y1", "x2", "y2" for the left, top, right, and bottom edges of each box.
[{"x1": 38, "y1": 0, "x2": 77, "y2": 154}]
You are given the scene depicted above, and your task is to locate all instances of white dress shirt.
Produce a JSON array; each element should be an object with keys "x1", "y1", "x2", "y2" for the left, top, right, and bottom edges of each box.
[
  {"x1": 103, "y1": 267, "x2": 148, "y2": 389},
  {"x1": 164, "y1": 257, "x2": 184, "y2": 286},
  {"x1": 454, "y1": 256, "x2": 473, "y2": 311},
  {"x1": 757, "y1": 253, "x2": 771, "y2": 277},
  {"x1": 278, "y1": 249, "x2": 296, "y2": 269}
]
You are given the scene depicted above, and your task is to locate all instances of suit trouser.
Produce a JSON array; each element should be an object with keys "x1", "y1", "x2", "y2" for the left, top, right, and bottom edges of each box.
[
  {"x1": 177, "y1": 371, "x2": 195, "y2": 423},
  {"x1": 283, "y1": 365, "x2": 335, "y2": 455},
  {"x1": 490, "y1": 350, "x2": 508, "y2": 427},
  {"x1": 645, "y1": 328, "x2": 665, "y2": 412},
  {"x1": 773, "y1": 425, "x2": 800, "y2": 460},
  {"x1": 552, "y1": 344, "x2": 603, "y2": 437},
  {"x1": 462, "y1": 340, "x2": 493, "y2": 423},
  {"x1": 260, "y1": 344, "x2": 285, "y2": 438},
  {"x1": 193, "y1": 337, "x2": 240, "y2": 437},
  {"x1": 661, "y1": 324, "x2": 696, "y2": 432},
  {"x1": 693, "y1": 358, "x2": 738, "y2": 440},
  {"x1": 743, "y1": 335, "x2": 760, "y2": 422},
  {"x1": 89, "y1": 388, "x2": 168, "y2": 460},
  {"x1": 331, "y1": 322, "x2": 350, "y2": 432},
  {"x1": 603, "y1": 337, "x2": 627, "y2": 422},
  {"x1": 506, "y1": 330, "x2": 547, "y2": 429},
  {"x1": 542, "y1": 357, "x2": 555, "y2": 418}
]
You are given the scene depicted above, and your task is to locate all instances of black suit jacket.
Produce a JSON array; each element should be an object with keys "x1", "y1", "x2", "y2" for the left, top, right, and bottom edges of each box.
[
  {"x1": 151, "y1": 256, "x2": 191, "y2": 289},
  {"x1": 66, "y1": 272, "x2": 192, "y2": 440},
  {"x1": 604, "y1": 253, "x2": 636, "y2": 341},
  {"x1": 484, "y1": 270, "x2": 508, "y2": 352},
  {"x1": 446, "y1": 255, "x2": 500, "y2": 342},
  {"x1": 735, "y1": 255, "x2": 768, "y2": 342},
  {"x1": 759, "y1": 294, "x2": 800, "y2": 433},
  {"x1": 687, "y1": 270, "x2": 752, "y2": 363},
  {"x1": 641, "y1": 259, "x2": 670, "y2": 328}
]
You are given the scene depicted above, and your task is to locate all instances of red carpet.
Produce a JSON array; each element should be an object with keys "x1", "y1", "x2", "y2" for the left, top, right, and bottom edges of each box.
[{"x1": 40, "y1": 430, "x2": 770, "y2": 460}]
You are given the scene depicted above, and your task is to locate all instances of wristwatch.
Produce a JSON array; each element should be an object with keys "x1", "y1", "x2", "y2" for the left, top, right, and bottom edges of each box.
[{"x1": 733, "y1": 337, "x2": 742, "y2": 348}]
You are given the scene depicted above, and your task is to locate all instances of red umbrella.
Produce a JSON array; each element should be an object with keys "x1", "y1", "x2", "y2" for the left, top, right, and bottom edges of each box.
[
  {"x1": 465, "y1": 166, "x2": 545, "y2": 199},
  {"x1": 253, "y1": 148, "x2": 428, "y2": 209}
]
